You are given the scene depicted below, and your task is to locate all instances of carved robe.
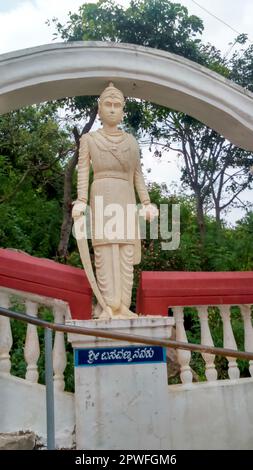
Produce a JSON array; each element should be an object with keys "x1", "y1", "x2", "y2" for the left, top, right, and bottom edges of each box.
[{"x1": 77, "y1": 129, "x2": 150, "y2": 263}]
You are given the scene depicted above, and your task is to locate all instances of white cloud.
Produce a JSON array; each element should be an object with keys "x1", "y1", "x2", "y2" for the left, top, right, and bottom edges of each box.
[
  {"x1": 0, "y1": 0, "x2": 91, "y2": 54},
  {"x1": 173, "y1": 0, "x2": 253, "y2": 53}
]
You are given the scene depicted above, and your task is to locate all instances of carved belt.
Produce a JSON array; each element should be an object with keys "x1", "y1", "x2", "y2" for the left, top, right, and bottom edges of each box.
[{"x1": 94, "y1": 171, "x2": 129, "y2": 181}]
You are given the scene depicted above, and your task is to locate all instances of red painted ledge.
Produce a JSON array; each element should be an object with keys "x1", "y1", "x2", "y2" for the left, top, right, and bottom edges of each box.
[
  {"x1": 136, "y1": 271, "x2": 253, "y2": 316},
  {"x1": 0, "y1": 248, "x2": 92, "y2": 319}
]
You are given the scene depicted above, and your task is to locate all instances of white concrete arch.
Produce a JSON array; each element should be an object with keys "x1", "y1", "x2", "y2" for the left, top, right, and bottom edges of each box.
[{"x1": 0, "y1": 41, "x2": 253, "y2": 151}]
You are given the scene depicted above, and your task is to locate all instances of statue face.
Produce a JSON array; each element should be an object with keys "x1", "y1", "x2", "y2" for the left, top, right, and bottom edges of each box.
[{"x1": 99, "y1": 96, "x2": 124, "y2": 126}]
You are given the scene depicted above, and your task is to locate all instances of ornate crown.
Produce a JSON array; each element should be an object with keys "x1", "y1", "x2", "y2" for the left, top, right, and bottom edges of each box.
[{"x1": 99, "y1": 82, "x2": 125, "y2": 105}]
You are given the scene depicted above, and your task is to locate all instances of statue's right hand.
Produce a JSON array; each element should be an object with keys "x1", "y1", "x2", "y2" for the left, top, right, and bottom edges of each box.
[{"x1": 72, "y1": 200, "x2": 87, "y2": 219}]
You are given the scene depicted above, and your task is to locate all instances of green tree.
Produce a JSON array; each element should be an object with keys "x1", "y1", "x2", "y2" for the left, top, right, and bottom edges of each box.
[
  {"x1": 0, "y1": 104, "x2": 73, "y2": 257},
  {"x1": 146, "y1": 109, "x2": 253, "y2": 237},
  {"x1": 51, "y1": 0, "x2": 204, "y2": 61}
]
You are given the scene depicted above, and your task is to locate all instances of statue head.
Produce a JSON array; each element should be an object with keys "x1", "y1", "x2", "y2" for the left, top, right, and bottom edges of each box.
[{"x1": 98, "y1": 82, "x2": 125, "y2": 127}]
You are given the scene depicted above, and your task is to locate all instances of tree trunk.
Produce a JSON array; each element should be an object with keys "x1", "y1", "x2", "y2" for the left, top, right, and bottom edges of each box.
[
  {"x1": 57, "y1": 106, "x2": 98, "y2": 260},
  {"x1": 215, "y1": 204, "x2": 222, "y2": 227},
  {"x1": 196, "y1": 196, "x2": 205, "y2": 245},
  {"x1": 57, "y1": 150, "x2": 79, "y2": 260}
]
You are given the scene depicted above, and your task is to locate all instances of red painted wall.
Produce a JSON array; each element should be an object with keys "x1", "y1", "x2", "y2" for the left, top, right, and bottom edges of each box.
[
  {"x1": 136, "y1": 271, "x2": 253, "y2": 316},
  {"x1": 0, "y1": 248, "x2": 92, "y2": 319},
  {"x1": 2, "y1": 249, "x2": 251, "y2": 319}
]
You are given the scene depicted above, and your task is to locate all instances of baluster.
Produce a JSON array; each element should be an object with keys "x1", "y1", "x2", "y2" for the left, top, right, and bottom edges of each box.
[
  {"x1": 173, "y1": 306, "x2": 193, "y2": 383},
  {"x1": 53, "y1": 304, "x2": 67, "y2": 392},
  {"x1": 219, "y1": 305, "x2": 240, "y2": 380},
  {"x1": 240, "y1": 305, "x2": 253, "y2": 377},
  {"x1": 196, "y1": 306, "x2": 217, "y2": 381},
  {"x1": 0, "y1": 292, "x2": 13, "y2": 374},
  {"x1": 24, "y1": 301, "x2": 40, "y2": 382}
]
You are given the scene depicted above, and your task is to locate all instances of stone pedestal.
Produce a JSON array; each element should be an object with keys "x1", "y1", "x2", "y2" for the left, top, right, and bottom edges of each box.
[{"x1": 67, "y1": 316, "x2": 174, "y2": 450}]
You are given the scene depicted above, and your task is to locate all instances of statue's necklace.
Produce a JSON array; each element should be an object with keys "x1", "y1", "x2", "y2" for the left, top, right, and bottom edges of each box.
[{"x1": 98, "y1": 128, "x2": 126, "y2": 145}]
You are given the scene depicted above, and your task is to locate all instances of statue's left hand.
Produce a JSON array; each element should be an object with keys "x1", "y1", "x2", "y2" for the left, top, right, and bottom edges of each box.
[{"x1": 141, "y1": 203, "x2": 159, "y2": 222}]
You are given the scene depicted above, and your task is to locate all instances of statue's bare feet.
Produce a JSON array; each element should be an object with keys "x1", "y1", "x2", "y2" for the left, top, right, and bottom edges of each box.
[
  {"x1": 113, "y1": 304, "x2": 138, "y2": 319},
  {"x1": 97, "y1": 305, "x2": 138, "y2": 320},
  {"x1": 99, "y1": 306, "x2": 114, "y2": 320}
]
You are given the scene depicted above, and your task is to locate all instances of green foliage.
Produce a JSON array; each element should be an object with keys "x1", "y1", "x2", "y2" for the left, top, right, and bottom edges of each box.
[
  {"x1": 0, "y1": 190, "x2": 62, "y2": 257},
  {"x1": 51, "y1": 0, "x2": 204, "y2": 60},
  {"x1": 229, "y1": 40, "x2": 253, "y2": 93},
  {"x1": 0, "y1": 104, "x2": 69, "y2": 175},
  {"x1": 0, "y1": 104, "x2": 72, "y2": 257}
]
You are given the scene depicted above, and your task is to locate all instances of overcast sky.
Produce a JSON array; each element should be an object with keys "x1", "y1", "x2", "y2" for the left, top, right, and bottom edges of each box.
[
  {"x1": 1, "y1": 0, "x2": 253, "y2": 224},
  {"x1": 1, "y1": 0, "x2": 253, "y2": 54}
]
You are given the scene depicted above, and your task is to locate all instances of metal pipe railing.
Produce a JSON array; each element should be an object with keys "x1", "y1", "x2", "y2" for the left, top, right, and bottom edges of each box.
[
  {"x1": 1, "y1": 306, "x2": 253, "y2": 361},
  {"x1": 44, "y1": 328, "x2": 55, "y2": 450}
]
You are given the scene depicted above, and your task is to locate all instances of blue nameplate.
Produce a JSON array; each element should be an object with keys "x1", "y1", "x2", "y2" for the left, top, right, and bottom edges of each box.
[{"x1": 74, "y1": 345, "x2": 166, "y2": 367}]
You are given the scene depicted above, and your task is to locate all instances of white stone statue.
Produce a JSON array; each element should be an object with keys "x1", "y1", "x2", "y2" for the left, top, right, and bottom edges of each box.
[{"x1": 72, "y1": 83, "x2": 157, "y2": 319}]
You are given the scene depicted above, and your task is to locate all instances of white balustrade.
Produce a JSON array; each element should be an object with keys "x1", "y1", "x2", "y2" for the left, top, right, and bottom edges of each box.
[
  {"x1": 53, "y1": 303, "x2": 67, "y2": 392},
  {"x1": 24, "y1": 300, "x2": 40, "y2": 383},
  {"x1": 219, "y1": 305, "x2": 240, "y2": 380},
  {"x1": 240, "y1": 305, "x2": 253, "y2": 377},
  {"x1": 172, "y1": 303, "x2": 253, "y2": 383},
  {"x1": 0, "y1": 292, "x2": 13, "y2": 374},
  {"x1": 0, "y1": 287, "x2": 70, "y2": 387},
  {"x1": 1, "y1": 283, "x2": 253, "y2": 389},
  {"x1": 196, "y1": 306, "x2": 217, "y2": 381},
  {"x1": 173, "y1": 306, "x2": 193, "y2": 384}
]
